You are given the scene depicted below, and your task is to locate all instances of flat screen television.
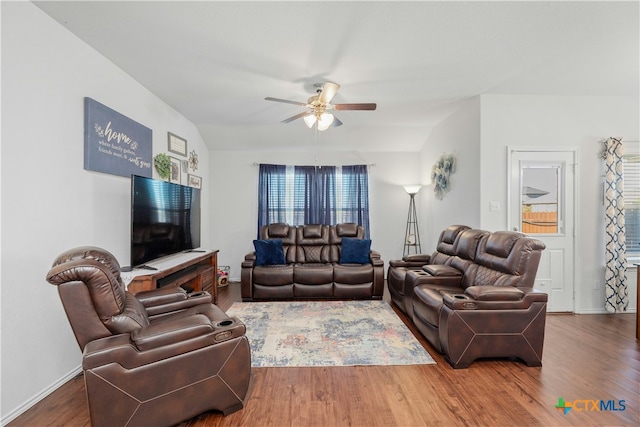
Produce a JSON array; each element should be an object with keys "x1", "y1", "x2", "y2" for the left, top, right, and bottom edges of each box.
[{"x1": 130, "y1": 175, "x2": 201, "y2": 267}]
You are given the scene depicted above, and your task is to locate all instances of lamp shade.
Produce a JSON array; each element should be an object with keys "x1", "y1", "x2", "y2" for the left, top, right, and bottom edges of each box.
[{"x1": 403, "y1": 185, "x2": 422, "y2": 195}]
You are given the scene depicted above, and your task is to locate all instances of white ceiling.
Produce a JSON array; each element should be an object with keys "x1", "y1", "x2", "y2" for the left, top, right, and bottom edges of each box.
[{"x1": 33, "y1": 1, "x2": 639, "y2": 152}]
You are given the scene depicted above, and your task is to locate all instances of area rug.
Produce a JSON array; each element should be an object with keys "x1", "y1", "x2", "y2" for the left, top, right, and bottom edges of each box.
[{"x1": 225, "y1": 300, "x2": 435, "y2": 367}]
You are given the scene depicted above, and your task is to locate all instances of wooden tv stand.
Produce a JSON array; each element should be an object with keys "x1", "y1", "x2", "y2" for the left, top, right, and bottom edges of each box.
[{"x1": 126, "y1": 250, "x2": 219, "y2": 304}]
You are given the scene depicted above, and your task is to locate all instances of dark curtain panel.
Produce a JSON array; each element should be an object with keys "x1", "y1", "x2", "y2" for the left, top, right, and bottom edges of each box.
[
  {"x1": 257, "y1": 163, "x2": 287, "y2": 237},
  {"x1": 257, "y1": 163, "x2": 369, "y2": 237},
  {"x1": 294, "y1": 166, "x2": 336, "y2": 225},
  {"x1": 342, "y1": 165, "x2": 370, "y2": 238}
]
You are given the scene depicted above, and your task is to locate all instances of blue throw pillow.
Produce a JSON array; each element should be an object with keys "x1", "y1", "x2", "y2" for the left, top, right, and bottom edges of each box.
[
  {"x1": 340, "y1": 238, "x2": 371, "y2": 264},
  {"x1": 253, "y1": 239, "x2": 286, "y2": 266}
]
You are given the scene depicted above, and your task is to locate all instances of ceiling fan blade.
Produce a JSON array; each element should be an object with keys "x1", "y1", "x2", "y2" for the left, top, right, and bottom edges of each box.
[
  {"x1": 281, "y1": 111, "x2": 311, "y2": 123},
  {"x1": 332, "y1": 115, "x2": 343, "y2": 127},
  {"x1": 265, "y1": 97, "x2": 307, "y2": 107},
  {"x1": 334, "y1": 103, "x2": 377, "y2": 111},
  {"x1": 318, "y1": 82, "x2": 340, "y2": 104}
]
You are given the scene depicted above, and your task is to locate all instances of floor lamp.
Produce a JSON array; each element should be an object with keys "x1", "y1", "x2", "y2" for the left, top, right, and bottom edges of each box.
[{"x1": 403, "y1": 185, "x2": 422, "y2": 257}]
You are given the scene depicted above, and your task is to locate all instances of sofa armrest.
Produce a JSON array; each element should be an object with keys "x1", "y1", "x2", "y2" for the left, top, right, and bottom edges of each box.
[
  {"x1": 371, "y1": 258, "x2": 384, "y2": 267},
  {"x1": 135, "y1": 286, "x2": 187, "y2": 306},
  {"x1": 388, "y1": 254, "x2": 431, "y2": 269},
  {"x1": 465, "y1": 286, "x2": 524, "y2": 301},
  {"x1": 369, "y1": 250, "x2": 384, "y2": 267},
  {"x1": 131, "y1": 314, "x2": 214, "y2": 351},
  {"x1": 442, "y1": 286, "x2": 548, "y2": 310},
  {"x1": 422, "y1": 264, "x2": 462, "y2": 277},
  {"x1": 389, "y1": 260, "x2": 421, "y2": 269},
  {"x1": 405, "y1": 269, "x2": 465, "y2": 294},
  {"x1": 242, "y1": 252, "x2": 256, "y2": 268},
  {"x1": 146, "y1": 293, "x2": 213, "y2": 317},
  {"x1": 403, "y1": 253, "x2": 431, "y2": 263},
  {"x1": 83, "y1": 320, "x2": 246, "y2": 370},
  {"x1": 136, "y1": 286, "x2": 213, "y2": 317}
]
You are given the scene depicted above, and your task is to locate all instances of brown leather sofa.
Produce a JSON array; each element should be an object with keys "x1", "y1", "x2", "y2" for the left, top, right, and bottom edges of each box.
[
  {"x1": 388, "y1": 226, "x2": 547, "y2": 368},
  {"x1": 46, "y1": 247, "x2": 251, "y2": 427},
  {"x1": 241, "y1": 223, "x2": 384, "y2": 301}
]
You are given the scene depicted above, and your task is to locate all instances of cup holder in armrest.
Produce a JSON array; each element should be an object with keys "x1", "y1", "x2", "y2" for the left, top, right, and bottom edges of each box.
[
  {"x1": 444, "y1": 293, "x2": 476, "y2": 310},
  {"x1": 189, "y1": 291, "x2": 208, "y2": 298},
  {"x1": 217, "y1": 319, "x2": 234, "y2": 327},
  {"x1": 213, "y1": 318, "x2": 242, "y2": 343}
]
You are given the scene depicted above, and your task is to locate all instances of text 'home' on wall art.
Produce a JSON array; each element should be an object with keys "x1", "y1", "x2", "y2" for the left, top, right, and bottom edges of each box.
[{"x1": 84, "y1": 97, "x2": 152, "y2": 178}]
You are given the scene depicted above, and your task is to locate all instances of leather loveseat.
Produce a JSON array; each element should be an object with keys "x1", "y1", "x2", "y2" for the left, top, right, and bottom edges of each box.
[
  {"x1": 241, "y1": 223, "x2": 384, "y2": 301},
  {"x1": 388, "y1": 225, "x2": 547, "y2": 368}
]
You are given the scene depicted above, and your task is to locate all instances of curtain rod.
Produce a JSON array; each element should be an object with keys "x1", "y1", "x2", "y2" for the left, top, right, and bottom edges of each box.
[{"x1": 252, "y1": 162, "x2": 376, "y2": 167}]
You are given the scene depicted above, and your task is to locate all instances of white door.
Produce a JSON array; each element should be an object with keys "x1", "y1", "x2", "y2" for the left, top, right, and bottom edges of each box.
[{"x1": 508, "y1": 148, "x2": 577, "y2": 312}]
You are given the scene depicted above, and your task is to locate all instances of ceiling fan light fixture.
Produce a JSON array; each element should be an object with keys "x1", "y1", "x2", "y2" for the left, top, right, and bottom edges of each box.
[
  {"x1": 317, "y1": 112, "x2": 334, "y2": 131},
  {"x1": 265, "y1": 81, "x2": 375, "y2": 130},
  {"x1": 303, "y1": 114, "x2": 316, "y2": 128}
]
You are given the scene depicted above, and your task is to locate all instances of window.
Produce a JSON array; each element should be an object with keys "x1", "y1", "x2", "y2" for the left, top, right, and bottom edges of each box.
[
  {"x1": 623, "y1": 143, "x2": 640, "y2": 258},
  {"x1": 257, "y1": 164, "x2": 370, "y2": 237},
  {"x1": 520, "y1": 164, "x2": 561, "y2": 234}
]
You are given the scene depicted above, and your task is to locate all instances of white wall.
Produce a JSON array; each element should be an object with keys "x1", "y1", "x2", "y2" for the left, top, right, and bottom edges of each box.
[
  {"x1": 479, "y1": 94, "x2": 639, "y2": 313},
  {"x1": 0, "y1": 2, "x2": 210, "y2": 422},
  {"x1": 418, "y1": 97, "x2": 482, "y2": 247},
  {"x1": 210, "y1": 150, "x2": 422, "y2": 280}
]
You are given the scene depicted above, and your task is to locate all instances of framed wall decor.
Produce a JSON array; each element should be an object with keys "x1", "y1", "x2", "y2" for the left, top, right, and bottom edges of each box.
[
  {"x1": 169, "y1": 156, "x2": 181, "y2": 184},
  {"x1": 167, "y1": 132, "x2": 187, "y2": 156},
  {"x1": 84, "y1": 97, "x2": 153, "y2": 178},
  {"x1": 187, "y1": 174, "x2": 202, "y2": 189}
]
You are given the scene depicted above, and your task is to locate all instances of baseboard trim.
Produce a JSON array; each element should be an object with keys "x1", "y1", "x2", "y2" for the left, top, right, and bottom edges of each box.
[
  {"x1": 1, "y1": 365, "x2": 82, "y2": 426},
  {"x1": 574, "y1": 308, "x2": 637, "y2": 314}
]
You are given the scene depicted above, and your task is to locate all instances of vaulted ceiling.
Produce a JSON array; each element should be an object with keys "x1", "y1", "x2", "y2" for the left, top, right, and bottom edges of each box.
[{"x1": 34, "y1": 1, "x2": 639, "y2": 152}]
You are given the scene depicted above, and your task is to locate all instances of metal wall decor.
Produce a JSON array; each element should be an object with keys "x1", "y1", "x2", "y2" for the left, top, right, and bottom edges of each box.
[
  {"x1": 189, "y1": 150, "x2": 199, "y2": 171},
  {"x1": 431, "y1": 154, "x2": 456, "y2": 200}
]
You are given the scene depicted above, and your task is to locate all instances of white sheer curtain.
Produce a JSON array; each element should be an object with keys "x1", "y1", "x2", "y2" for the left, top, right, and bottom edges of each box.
[{"x1": 602, "y1": 137, "x2": 628, "y2": 313}]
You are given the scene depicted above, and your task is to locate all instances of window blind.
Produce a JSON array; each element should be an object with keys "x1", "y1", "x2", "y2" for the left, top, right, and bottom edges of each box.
[{"x1": 623, "y1": 142, "x2": 640, "y2": 256}]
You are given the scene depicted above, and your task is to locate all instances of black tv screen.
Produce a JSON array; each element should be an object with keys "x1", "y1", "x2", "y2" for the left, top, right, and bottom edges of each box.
[{"x1": 131, "y1": 175, "x2": 201, "y2": 267}]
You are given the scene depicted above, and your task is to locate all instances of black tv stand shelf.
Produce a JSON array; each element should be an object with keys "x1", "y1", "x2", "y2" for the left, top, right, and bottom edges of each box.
[
  {"x1": 157, "y1": 265, "x2": 198, "y2": 287},
  {"x1": 127, "y1": 250, "x2": 219, "y2": 304}
]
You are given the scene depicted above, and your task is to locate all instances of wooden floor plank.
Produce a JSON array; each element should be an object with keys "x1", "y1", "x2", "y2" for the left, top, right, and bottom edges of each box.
[{"x1": 8, "y1": 282, "x2": 639, "y2": 427}]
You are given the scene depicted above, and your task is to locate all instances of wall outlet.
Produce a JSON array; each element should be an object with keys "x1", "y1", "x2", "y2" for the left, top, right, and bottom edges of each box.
[
  {"x1": 490, "y1": 201, "x2": 500, "y2": 212},
  {"x1": 594, "y1": 280, "x2": 601, "y2": 290}
]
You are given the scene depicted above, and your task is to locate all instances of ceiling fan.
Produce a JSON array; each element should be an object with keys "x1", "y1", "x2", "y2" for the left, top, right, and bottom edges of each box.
[{"x1": 265, "y1": 82, "x2": 377, "y2": 131}]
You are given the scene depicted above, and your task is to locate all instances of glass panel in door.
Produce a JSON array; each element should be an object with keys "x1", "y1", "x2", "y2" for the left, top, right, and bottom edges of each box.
[{"x1": 521, "y1": 164, "x2": 562, "y2": 235}]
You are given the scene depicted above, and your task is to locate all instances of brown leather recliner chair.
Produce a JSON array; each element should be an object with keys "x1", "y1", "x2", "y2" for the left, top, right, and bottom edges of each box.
[{"x1": 46, "y1": 247, "x2": 251, "y2": 427}]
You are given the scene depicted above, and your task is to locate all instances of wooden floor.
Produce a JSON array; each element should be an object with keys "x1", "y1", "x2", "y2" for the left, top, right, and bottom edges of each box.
[{"x1": 9, "y1": 283, "x2": 639, "y2": 427}]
